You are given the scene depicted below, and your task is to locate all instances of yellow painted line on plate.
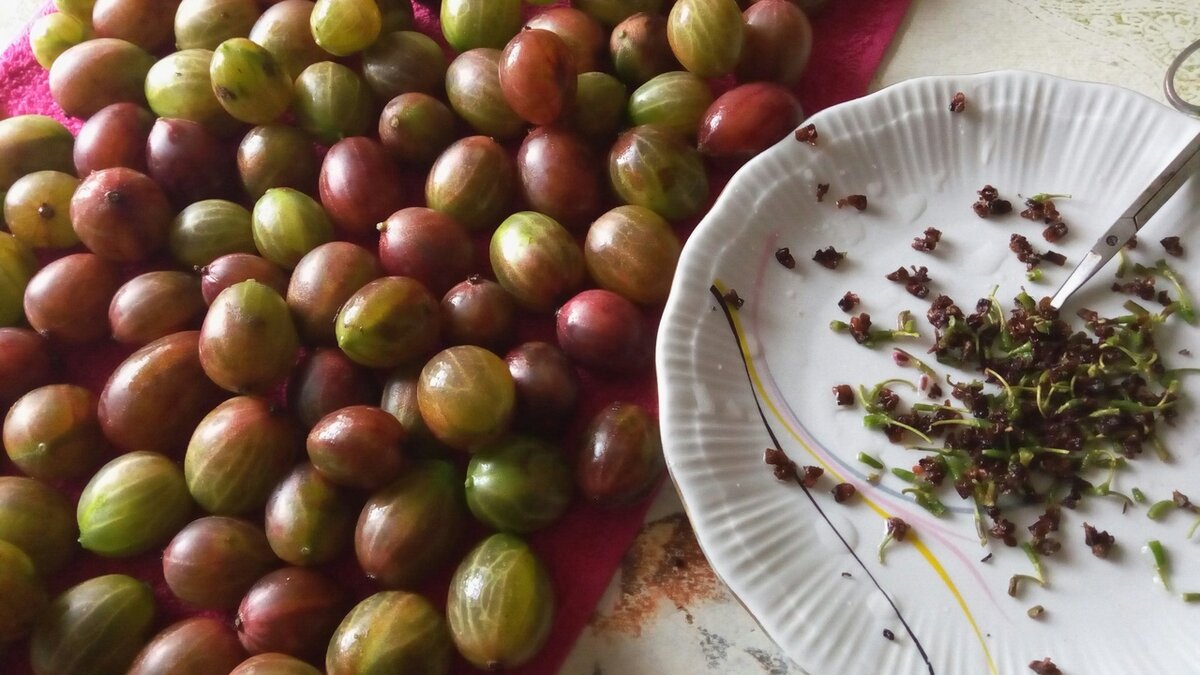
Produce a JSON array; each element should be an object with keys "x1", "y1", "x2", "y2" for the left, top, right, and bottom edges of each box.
[
  {"x1": 715, "y1": 279, "x2": 998, "y2": 674},
  {"x1": 910, "y1": 537, "x2": 998, "y2": 675}
]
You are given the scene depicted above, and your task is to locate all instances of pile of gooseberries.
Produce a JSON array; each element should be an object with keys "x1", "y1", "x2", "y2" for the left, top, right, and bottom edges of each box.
[{"x1": 0, "y1": 0, "x2": 816, "y2": 671}]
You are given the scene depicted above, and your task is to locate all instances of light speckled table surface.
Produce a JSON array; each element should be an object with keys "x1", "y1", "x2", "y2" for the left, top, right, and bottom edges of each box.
[
  {"x1": 0, "y1": 1, "x2": 41, "y2": 49},
  {"x1": 2, "y1": 1, "x2": 1197, "y2": 673}
]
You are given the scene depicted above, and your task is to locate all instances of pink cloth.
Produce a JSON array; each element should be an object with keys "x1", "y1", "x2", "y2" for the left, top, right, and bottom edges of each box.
[{"x1": 0, "y1": 1, "x2": 912, "y2": 673}]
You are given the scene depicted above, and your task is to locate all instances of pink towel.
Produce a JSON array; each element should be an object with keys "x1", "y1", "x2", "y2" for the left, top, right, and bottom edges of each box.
[{"x1": 0, "y1": 1, "x2": 913, "y2": 673}]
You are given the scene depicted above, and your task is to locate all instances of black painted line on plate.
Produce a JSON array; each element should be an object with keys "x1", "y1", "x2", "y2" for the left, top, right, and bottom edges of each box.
[{"x1": 709, "y1": 284, "x2": 936, "y2": 675}]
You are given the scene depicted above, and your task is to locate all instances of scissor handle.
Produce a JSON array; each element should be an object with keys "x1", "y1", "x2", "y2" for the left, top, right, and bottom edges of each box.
[{"x1": 1166, "y1": 38, "x2": 1200, "y2": 116}]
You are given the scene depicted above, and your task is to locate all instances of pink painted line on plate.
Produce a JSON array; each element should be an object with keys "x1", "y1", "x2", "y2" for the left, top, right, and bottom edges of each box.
[{"x1": 745, "y1": 230, "x2": 1006, "y2": 614}]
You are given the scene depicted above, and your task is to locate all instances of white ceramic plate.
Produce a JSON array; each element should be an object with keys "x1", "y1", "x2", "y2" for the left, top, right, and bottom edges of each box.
[{"x1": 657, "y1": 71, "x2": 1200, "y2": 675}]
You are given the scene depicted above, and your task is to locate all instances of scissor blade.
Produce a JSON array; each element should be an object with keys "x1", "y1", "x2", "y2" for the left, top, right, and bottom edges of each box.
[
  {"x1": 1050, "y1": 131, "x2": 1200, "y2": 310},
  {"x1": 1049, "y1": 217, "x2": 1137, "y2": 310},
  {"x1": 1127, "y1": 132, "x2": 1200, "y2": 229}
]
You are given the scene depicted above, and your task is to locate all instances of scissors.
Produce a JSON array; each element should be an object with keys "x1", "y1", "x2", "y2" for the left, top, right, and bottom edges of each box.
[{"x1": 1049, "y1": 38, "x2": 1200, "y2": 310}]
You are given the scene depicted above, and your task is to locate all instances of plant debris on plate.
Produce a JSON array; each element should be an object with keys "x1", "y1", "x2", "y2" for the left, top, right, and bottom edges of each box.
[{"x1": 826, "y1": 273, "x2": 1197, "y2": 603}]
